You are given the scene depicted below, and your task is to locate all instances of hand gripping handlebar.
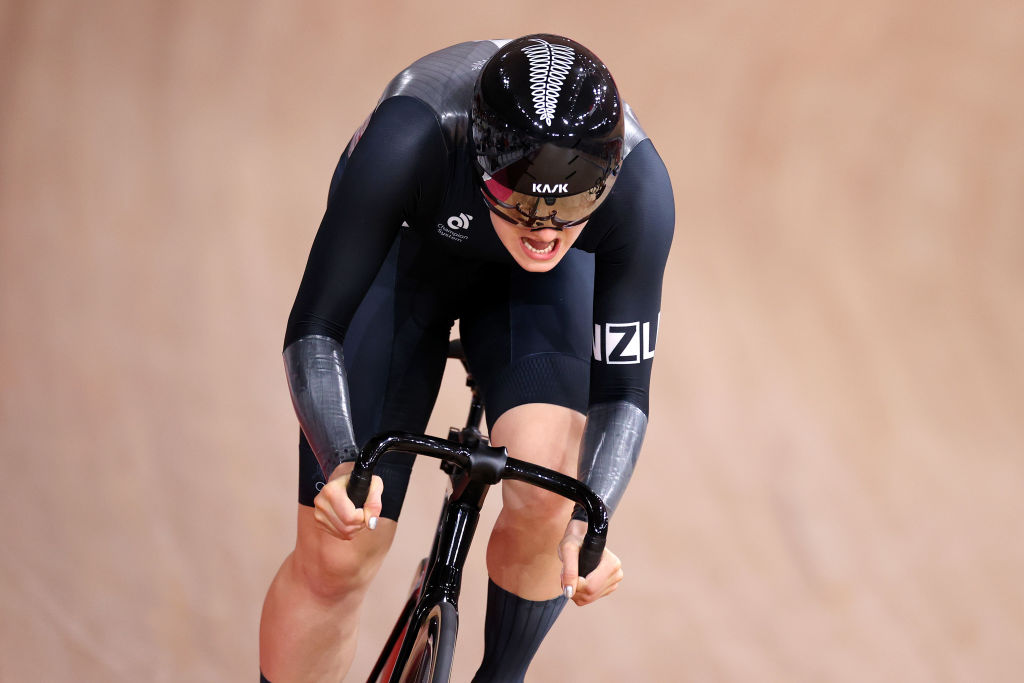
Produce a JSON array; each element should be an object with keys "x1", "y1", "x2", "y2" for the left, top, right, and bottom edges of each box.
[{"x1": 346, "y1": 431, "x2": 609, "y2": 576}]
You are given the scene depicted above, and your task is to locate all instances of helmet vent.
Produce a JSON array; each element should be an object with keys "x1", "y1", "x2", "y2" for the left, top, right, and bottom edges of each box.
[{"x1": 522, "y1": 38, "x2": 576, "y2": 126}]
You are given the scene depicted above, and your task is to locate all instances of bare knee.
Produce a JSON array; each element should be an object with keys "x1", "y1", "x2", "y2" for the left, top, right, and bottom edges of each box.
[
  {"x1": 292, "y1": 506, "x2": 396, "y2": 601},
  {"x1": 501, "y1": 481, "x2": 575, "y2": 531},
  {"x1": 491, "y1": 404, "x2": 585, "y2": 527}
]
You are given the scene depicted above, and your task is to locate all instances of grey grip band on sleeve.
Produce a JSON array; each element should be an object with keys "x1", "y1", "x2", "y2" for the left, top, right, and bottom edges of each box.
[
  {"x1": 283, "y1": 335, "x2": 359, "y2": 479},
  {"x1": 573, "y1": 401, "x2": 648, "y2": 521}
]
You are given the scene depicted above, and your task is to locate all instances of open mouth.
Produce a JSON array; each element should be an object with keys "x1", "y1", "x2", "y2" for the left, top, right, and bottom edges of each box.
[{"x1": 520, "y1": 236, "x2": 558, "y2": 260}]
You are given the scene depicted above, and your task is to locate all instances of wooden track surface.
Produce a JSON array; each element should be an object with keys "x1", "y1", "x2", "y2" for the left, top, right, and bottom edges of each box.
[{"x1": 2, "y1": 1, "x2": 1022, "y2": 680}]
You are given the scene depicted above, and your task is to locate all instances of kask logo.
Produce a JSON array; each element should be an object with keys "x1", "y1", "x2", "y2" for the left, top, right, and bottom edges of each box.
[
  {"x1": 446, "y1": 213, "x2": 473, "y2": 230},
  {"x1": 532, "y1": 183, "x2": 568, "y2": 194},
  {"x1": 593, "y1": 313, "x2": 660, "y2": 364}
]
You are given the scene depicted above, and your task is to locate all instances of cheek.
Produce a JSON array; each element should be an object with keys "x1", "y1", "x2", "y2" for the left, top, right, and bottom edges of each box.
[
  {"x1": 500, "y1": 228, "x2": 521, "y2": 248},
  {"x1": 490, "y1": 217, "x2": 523, "y2": 250},
  {"x1": 489, "y1": 212, "x2": 513, "y2": 234},
  {"x1": 557, "y1": 227, "x2": 584, "y2": 251}
]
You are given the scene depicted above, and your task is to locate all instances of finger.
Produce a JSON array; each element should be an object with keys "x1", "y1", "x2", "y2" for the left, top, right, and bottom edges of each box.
[
  {"x1": 315, "y1": 485, "x2": 364, "y2": 538},
  {"x1": 600, "y1": 579, "x2": 622, "y2": 599},
  {"x1": 559, "y1": 539, "x2": 580, "y2": 599},
  {"x1": 588, "y1": 549, "x2": 622, "y2": 583},
  {"x1": 364, "y1": 475, "x2": 384, "y2": 530},
  {"x1": 313, "y1": 496, "x2": 348, "y2": 537},
  {"x1": 594, "y1": 566, "x2": 625, "y2": 600},
  {"x1": 322, "y1": 478, "x2": 363, "y2": 527},
  {"x1": 580, "y1": 582, "x2": 620, "y2": 605},
  {"x1": 312, "y1": 506, "x2": 332, "y2": 533},
  {"x1": 574, "y1": 554, "x2": 623, "y2": 605},
  {"x1": 571, "y1": 575, "x2": 590, "y2": 605},
  {"x1": 573, "y1": 576, "x2": 616, "y2": 606}
]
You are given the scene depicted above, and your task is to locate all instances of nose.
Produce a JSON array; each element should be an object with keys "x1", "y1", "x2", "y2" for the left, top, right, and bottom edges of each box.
[{"x1": 526, "y1": 227, "x2": 561, "y2": 241}]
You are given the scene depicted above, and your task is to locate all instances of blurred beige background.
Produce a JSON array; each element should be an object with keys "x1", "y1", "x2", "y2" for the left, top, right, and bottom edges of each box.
[{"x1": 2, "y1": 0, "x2": 1022, "y2": 681}]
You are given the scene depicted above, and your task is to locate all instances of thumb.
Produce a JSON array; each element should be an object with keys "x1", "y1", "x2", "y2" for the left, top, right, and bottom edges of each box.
[
  {"x1": 364, "y1": 475, "x2": 384, "y2": 530},
  {"x1": 559, "y1": 539, "x2": 580, "y2": 599}
]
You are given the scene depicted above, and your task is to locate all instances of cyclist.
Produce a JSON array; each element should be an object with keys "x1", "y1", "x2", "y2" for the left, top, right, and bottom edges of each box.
[{"x1": 259, "y1": 34, "x2": 674, "y2": 682}]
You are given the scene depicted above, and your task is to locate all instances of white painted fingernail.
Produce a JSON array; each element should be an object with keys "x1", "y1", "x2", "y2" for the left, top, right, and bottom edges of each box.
[
  {"x1": 368, "y1": 517, "x2": 378, "y2": 530},
  {"x1": 564, "y1": 585, "x2": 573, "y2": 599}
]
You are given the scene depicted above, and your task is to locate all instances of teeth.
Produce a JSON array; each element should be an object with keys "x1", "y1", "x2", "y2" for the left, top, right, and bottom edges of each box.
[{"x1": 522, "y1": 238, "x2": 556, "y2": 255}]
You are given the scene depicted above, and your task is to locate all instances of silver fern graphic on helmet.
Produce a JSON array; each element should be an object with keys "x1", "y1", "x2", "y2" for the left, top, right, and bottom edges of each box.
[{"x1": 522, "y1": 38, "x2": 576, "y2": 126}]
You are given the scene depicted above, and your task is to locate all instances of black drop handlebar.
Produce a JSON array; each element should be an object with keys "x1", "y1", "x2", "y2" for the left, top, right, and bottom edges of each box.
[{"x1": 346, "y1": 431, "x2": 609, "y2": 577}]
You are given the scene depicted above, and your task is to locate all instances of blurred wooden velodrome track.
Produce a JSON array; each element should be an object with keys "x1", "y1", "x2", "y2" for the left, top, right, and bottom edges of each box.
[{"x1": 1, "y1": 1, "x2": 1022, "y2": 681}]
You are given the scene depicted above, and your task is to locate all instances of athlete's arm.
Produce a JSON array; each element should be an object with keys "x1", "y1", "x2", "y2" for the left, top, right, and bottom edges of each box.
[
  {"x1": 560, "y1": 139, "x2": 673, "y2": 602},
  {"x1": 577, "y1": 138, "x2": 675, "y2": 518},
  {"x1": 283, "y1": 96, "x2": 448, "y2": 481}
]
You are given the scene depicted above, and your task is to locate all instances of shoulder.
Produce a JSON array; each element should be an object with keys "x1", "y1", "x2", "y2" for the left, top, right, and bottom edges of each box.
[
  {"x1": 365, "y1": 96, "x2": 443, "y2": 146},
  {"x1": 579, "y1": 138, "x2": 675, "y2": 255},
  {"x1": 333, "y1": 96, "x2": 449, "y2": 203},
  {"x1": 380, "y1": 40, "x2": 505, "y2": 103},
  {"x1": 336, "y1": 96, "x2": 447, "y2": 180},
  {"x1": 375, "y1": 40, "x2": 507, "y2": 147},
  {"x1": 616, "y1": 138, "x2": 674, "y2": 214},
  {"x1": 621, "y1": 103, "x2": 650, "y2": 160}
]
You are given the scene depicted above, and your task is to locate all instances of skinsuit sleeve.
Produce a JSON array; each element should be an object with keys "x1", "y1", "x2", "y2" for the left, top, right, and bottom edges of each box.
[
  {"x1": 575, "y1": 139, "x2": 675, "y2": 519},
  {"x1": 283, "y1": 96, "x2": 447, "y2": 480}
]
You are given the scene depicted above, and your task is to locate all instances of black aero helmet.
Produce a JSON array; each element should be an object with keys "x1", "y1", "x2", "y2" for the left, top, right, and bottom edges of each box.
[{"x1": 472, "y1": 34, "x2": 625, "y2": 229}]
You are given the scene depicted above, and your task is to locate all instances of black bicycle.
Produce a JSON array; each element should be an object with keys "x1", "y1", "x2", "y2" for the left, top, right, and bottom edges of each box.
[{"x1": 345, "y1": 339, "x2": 610, "y2": 683}]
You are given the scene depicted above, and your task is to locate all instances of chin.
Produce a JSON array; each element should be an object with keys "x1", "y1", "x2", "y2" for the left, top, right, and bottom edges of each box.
[{"x1": 514, "y1": 256, "x2": 562, "y2": 272}]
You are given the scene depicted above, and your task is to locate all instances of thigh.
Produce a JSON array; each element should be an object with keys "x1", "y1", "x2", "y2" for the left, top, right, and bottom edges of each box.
[
  {"x1": 298, "y1": 230, "x2": 456, "y2": 521},
  {"x1": 458, "y1": 248, "x2": 595, "y2": 431}
]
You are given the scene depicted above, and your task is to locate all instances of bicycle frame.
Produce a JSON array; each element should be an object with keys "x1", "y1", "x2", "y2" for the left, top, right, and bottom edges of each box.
[{"x1": 350, "y1": 345, "x2": 609, "y2": 683}]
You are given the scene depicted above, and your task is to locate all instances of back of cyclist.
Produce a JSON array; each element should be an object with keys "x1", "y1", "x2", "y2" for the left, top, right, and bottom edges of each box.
[{"x1": 259, "y1": 34, "x2": 674, "y2": 682}]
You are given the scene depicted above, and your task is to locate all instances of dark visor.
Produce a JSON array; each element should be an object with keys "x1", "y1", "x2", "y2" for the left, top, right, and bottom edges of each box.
[{"x1": 480, "y1": 171, "x2": 617, "y2": 229}]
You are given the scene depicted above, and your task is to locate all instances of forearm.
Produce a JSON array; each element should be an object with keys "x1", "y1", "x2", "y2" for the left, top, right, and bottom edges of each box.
[
  {"x1": 572, "y1": 401, "x2": 648, "y2": 521},
  {"x1": 283, "y1": 335, "x2": 359, "y2": 479}
]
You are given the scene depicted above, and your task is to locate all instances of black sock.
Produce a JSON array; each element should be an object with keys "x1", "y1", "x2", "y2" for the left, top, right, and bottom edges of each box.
[{"x1": 471, "y1": 578, "x2": 567, "y2": 683}]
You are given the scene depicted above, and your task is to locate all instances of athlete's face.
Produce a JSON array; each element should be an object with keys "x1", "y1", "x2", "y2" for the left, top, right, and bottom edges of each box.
[{"x1": 489, "y1": 211, "x2": 586, "y2": 272}]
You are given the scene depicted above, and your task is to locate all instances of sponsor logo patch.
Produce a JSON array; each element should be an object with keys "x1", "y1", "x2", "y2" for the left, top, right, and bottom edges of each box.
[{"x1": 437, "y1": 212, "x2": 472, "y2": 242}]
